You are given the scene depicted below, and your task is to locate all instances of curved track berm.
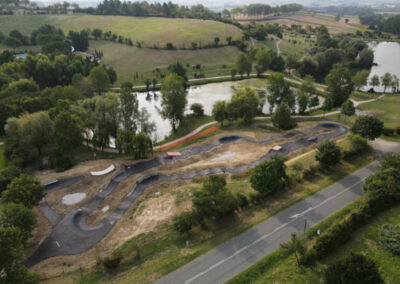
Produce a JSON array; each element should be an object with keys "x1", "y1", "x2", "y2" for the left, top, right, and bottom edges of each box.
[{"x1": 24, "y1": 123, "x2": 347, "y2": 267}]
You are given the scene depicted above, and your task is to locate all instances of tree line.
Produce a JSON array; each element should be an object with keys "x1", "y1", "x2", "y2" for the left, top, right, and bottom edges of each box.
[{"x1": 229, "y1": 3, "x2": 303, "y2": 17}]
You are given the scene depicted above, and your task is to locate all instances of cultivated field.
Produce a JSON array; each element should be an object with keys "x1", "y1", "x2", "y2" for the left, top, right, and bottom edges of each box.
[
  {"x1": 0, "y1": 14, "x2": 242, "y2": 47},
  {"x1": 241, "y1": 11, "x2": 360, "y2": 34},
  {"x1": 90, "y1": 40, "x2": 241, "y2": 84}
]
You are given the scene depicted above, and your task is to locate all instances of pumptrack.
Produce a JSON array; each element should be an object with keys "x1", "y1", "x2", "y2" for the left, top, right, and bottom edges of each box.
[{"x1": 24, "y1": 123, "x2": 347, "y2": 267}]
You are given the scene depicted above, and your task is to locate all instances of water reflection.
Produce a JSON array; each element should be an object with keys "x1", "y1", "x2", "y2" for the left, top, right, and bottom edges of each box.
[{"x1": 366, "y1": 41, "x2": 400, "y2": 93}]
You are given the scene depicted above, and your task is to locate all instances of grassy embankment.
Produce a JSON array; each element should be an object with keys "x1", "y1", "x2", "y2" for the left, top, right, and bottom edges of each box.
[{"x1": 42, "y1": 127, "x2": 374, "y2": 284}]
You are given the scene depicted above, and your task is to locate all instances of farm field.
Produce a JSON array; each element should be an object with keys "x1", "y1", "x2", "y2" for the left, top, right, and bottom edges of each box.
[
  {"x1": 0, "y1": 14, "x2": 242, "y2": 47},
  {"x1": 244, "y1": 11, "x2": 360, "y2": 34},
  {"x1": 90, "y1": 40, "x2": 241, "y2": 84}
]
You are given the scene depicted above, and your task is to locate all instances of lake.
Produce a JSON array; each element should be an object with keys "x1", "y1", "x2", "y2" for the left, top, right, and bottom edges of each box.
[{"x1": 366, "y1": 41, "x2": 400, "y2": 93}]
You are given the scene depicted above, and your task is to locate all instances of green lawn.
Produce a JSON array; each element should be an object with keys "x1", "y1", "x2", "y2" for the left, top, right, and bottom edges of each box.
[
  {"x1": 0, "y1": 14, "x2": 242, "y2": 48},
  {"x1": 229, "y1": 201, "x2": 400, "y2": 284},
  {"x1": 90, "y1": 40, "x2": 241, "y2": 84},
  {"x1": 350, "y1": 91, "x2": 377, "y2": 101},
  {"x1": 358, "y1": 94, "x2": 400, "y2": 128}
]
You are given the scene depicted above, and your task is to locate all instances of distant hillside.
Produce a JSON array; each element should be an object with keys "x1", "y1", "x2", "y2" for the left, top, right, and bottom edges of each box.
[{"x1": 0, "y1": 14, "x2": 242, "y2": 47}]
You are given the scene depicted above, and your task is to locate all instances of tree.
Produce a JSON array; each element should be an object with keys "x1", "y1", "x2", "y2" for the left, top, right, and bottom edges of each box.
[
  {"x1": 132, "y1": 133, "x2": 153, "y2": 159},
  {"x1": 326, "y1": 64, "x2": 354, "y2": 106},
  {"x1": 173, "y1": 211, "x2": 196, "y2": 235},
  {"x1": 53, "y1": 111, "x2": 83, "y2": 170},
  {"x1": 325, "y1": 254, "x2": 384, "y2": 284},
  {"x1": 315, "y1": 140, "x2": 341, "y2": 168},
  {"x1": 370, "y1": 75, "x2": 380, "y2": 91},
  {"x1": 353, "y1": 70, "x2": 369, "y2": 91},
  {"x1": 92, "y1": 128, "x2": 109, "y2": 152},
  {"x1": 309, "y1": 95, "x2": 319, "y2": 109},
  {"x1": 91, "y1": 28, "x2": 103, "y2": 40},
  {"x1": 267, "y1": 72, "x2": 291, "y2": 113},
  {"x1": 167, "y1": 62, "x2": 187, "y2": 81},
  {"x1": 190, "y1": 103, "x2": 204, "y2": 117},
  {"x1": 250, "y1": 155, "x2": 288, "y2": 195},
  {"x1": 4, "y1": 36, "x2": 22, "y2": 51},
  {"x1": 236, "y1": 54, "x2": 252, "y2": 78},
  {"x1": 89, "y1": 66, "x2": 111, "y2": 94},
  {"x1": 2, "y1": 174, "x2": 45, "y2": 209},
  {"x1": 358, "y1": 48, "x2": 374, "y2": 67},
  {"x1": 351, "y1": 116, "x2": 384, "y2": 140},
  {"x1": 347, "y1": 134, "x2": 369, "y2": 154},
  {"x1": 297, "y1": 92, "x2": 309, "y2": 115},
  {"x1": 5, "y1": 112, "x2": 53, "y2": 156},
  {"x1": 391, "y1": 74, "x2": 399, "y2": 93},
  {"x1": 341, "y1": 99, "x2": 355, "y2": 121},
  {"x1": 137, "y1": 107, "x2": 156, "y2": 136},
  {"x1": 254, "y1": 49, "x2": 271, "y2": 77},
  {"x1": 272, "y1": 103, "x2": 295, "y2": 130},
  {"x1": 212, "y1": 100, "x2": 227, "y2": 126},
  {"x1": 119, "y1": 88, "x2": 139, "y2": 132},
  {"x1": 160, "y1": 73, "x2": 187, "y2": 132},
  {"x1": 144, "y1": 78, "x2": 151, "y2": 91},
  {"x1": 0, "y1": 203, "x2": 36, "y2": 243},
  {"x1": 227, "y1": 87, "x2": 260, "y2": 123},
  {"x1": 193, "y1": 175, "x2": 238, "y2": 220},
  {"x1": 322, "y1": 96, "x2": 333, "y2": 117},
  {"x1": 280, "y1": 233, "x2": 307, "y2": 266},
  {"x1": 0, "y1": 227, "x2": 39, "y2": 284},
  {"x1": 0, "y1": 166, "x2": 22, "y2": 194},
  {"x1": 381, "y1": 72, "x2": 392, "y2": 93}
]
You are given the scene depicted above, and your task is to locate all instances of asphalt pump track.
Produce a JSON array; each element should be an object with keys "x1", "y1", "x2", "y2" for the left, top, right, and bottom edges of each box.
[{"x1": 24, "y1": 123, "x2": 347, "y2": 267}]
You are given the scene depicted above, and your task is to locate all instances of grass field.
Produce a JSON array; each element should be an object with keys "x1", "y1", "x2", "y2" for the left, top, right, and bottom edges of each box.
[
  {"x1": 229, "y1": 199, "x2": 400, "y2": 284},
  {"x1": 42, "y1": 132, "x2": 374, "y2": 284},
  {"x1": 0, "y1": 14, "x2": 242, "y2": 47},
  {"x1": 358, "y1": 94, "x2": 400, "y2": 128},
  {"x1": 90, "y1": 40, "x2": 241, "y2": 84},
  {"x1": 279, "y1": 33, "x2": 316, "y2": 59},
  {"x1": 249, "y1": 11, "x2": 360, "y2": 34}
]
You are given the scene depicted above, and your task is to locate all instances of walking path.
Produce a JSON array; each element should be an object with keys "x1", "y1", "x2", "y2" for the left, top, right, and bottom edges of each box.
[{"x1": 24, "y1": 123, "x2": 347, "y2": 267}]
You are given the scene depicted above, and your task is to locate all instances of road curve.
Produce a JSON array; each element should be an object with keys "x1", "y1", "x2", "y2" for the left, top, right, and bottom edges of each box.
[{"x1": 24, "y1": 123, "x2": 347, "y2": 267}]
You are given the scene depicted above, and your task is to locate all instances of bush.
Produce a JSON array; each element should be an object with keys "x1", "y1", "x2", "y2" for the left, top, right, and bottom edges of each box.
[
  {"x1": 379, "y1": 224, "x2": 400, "y2": 256},
  {"x1": 102, "y1": 253, "x2": 122, "y2": 271},
  {"x1": 190, "y1": 103, "x2": 204, "y2": 117},
  {"x1": 396, "y1": 127, "x2": 400, "y2": 135},
  {"x1": 348, "y1": 134, "x2": 369, "y2": 154},
  {"x1": 382, "y1": 127, "x2": 395, "y2": 136},
  {"x1": 325, "y1": 254, "x2": 384, "y2": 284},
  {"x1": 315, "y1": 140, "x2": 341, "y2": 168},
  {"x1": 301, "y1": 165, "x2": 317, "y2": 180},
  {"x1": 250, "y1": 156, "x2": 288, "y2": 195},
  {"x1": 173, "y1": 211, "x2": 196, "y2": 235},
  {"x1": 351, "y1": 116, "x2": 384, "y2": 140}
]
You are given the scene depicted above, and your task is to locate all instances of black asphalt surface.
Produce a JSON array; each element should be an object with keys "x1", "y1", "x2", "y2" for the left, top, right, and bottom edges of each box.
[{"x1": 24, "y1": 123, "x2": 347, "y2": 267}]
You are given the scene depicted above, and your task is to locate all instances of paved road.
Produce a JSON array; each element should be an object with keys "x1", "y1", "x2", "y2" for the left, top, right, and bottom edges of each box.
[{"x1": 154, "y1": 161, "x2": 379, "y2": 284}]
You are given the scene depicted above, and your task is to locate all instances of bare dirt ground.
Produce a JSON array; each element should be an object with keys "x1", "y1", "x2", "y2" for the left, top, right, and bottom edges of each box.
[{"x1": 30, "y1": 121, "x2": 334, "y2": 279}]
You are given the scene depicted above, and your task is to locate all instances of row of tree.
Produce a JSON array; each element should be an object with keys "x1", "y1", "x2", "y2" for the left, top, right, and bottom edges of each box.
[
  {"x1": 229, "y1": 3, "x2": 303, "y2": 17},
  {"x1": 0, "y1": 170, "x2": 46, "y2": 283}
]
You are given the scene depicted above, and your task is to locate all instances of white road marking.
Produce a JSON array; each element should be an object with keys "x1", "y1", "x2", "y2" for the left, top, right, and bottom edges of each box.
[
  {"x1": 184, "y1": 176, "x2": 369, "y2": 284},
  {"x1": 55, "y1": 241, "x2": 61, "y2": 247},
  {"x1": 289, "y1": 207, "x2": 313, "y2": 219}
]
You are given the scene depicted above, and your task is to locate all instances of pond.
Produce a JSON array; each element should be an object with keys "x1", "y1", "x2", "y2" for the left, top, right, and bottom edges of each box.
[
  {"x1": 133, "y1": 78, "x2": 321, "y2": 142},
  {"x1": 14, "y1": 53, "x2": 27, "y2": 59},
  {"x1": 366, "y1": 41, "x2": 400, "y2": 93}
]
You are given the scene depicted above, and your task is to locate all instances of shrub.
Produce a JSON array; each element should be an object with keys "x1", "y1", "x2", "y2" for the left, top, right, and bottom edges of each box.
[
  {"x1": 190, "y1": 103, "x2": 204, "y2": 117},
  {"x1": 382, "y1": 127, "x2": 395, "y2": 136},
  {"x1": 379, "y1": 224, "x2": 400, "y2": 256},
  {"x1": 325, "y1": 254, "x2": 384, "y2": 284},
  {"x1": 347, "y1": 134, "x2": 369, "y2": 154},
  {"x1": 250, "y1": 156, "x2": 288, "y2": 195},
  {"x1": 315, "y1": 140, "x2": 341, "y2": 168},
  {"x1": 102, "y1": 253, "x2": 122, "y2": 271},
  {"x1": 301, "y1": 165, "x2": 317, "y2": 180},
  {"x1": 396, "y1": 127, "x2": 400, "y2": 135},
  {"x1": 173, "y1": 211, "x2": 196, "y2": 235}
]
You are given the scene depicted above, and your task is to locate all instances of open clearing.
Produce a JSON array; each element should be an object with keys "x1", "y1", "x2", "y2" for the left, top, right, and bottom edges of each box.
[
  {"x1": 0, "y1": 14, "x2": 242, "y2": 47},
  {"x1": 246, "y1": 11, "x2": 360, "y2": 34},
  {"x1": 89, "y1": 40, "x2": 241, "y2": 84}
]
